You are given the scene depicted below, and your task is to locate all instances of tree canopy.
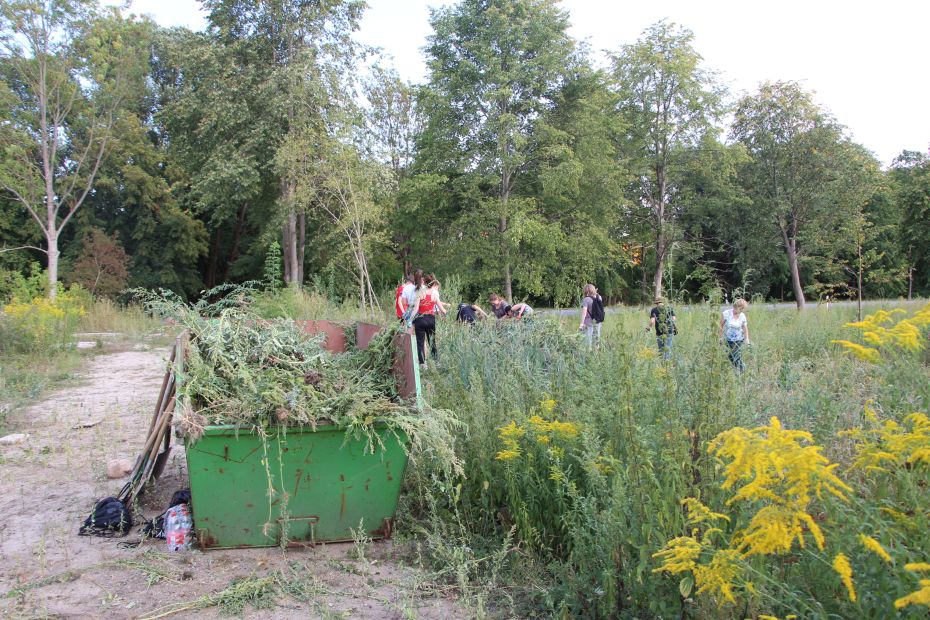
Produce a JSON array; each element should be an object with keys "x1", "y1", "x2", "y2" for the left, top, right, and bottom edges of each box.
[{"x1": 0, "y1": 0, "x2": 925, "y2": 305}]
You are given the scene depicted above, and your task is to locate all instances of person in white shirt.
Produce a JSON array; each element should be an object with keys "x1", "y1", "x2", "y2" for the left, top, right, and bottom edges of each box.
[{"x1": 718, "y1": 298, "x2": 750, "y2": 373}]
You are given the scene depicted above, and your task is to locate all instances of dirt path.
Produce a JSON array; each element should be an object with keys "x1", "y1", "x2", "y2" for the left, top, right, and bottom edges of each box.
[{"x1": 0, "y1": 344, "x2": 460, "y2": 619}]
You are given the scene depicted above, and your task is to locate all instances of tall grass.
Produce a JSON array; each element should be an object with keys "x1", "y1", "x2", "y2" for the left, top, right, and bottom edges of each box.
[{"x1": 401, "y1": 301, "x2": 930, "y2": 618}]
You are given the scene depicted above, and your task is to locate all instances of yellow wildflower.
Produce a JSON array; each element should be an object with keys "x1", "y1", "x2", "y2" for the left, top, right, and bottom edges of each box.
[
  {"x1": 859, "y1": 534, "x2": 892, "y2": 563},
  {"x1": 832, "y1": 553, "x2": 856, "y2": 602},
  {"x1": 652, "y1": 536, "x2": 701, "y2": 574},
  {"x1": 498, "y1": 421, "x2": 525, "y2": 439},
  {"x1": 709, "y1": 417, "x2": 848, "y2": 556},
  {"x1": 693, "y1": 548, "x2": 741, "y2": 604},
  {"x1": 905, "y1": 563, "x2": 930, "y2": 572},
  {"x1": 637, "y1": 346, "x2": 658, "y2": 360},
  {"x1": 539, "y1": 398, "x2": 557, "y2": 415},
  {"x1": 831, "y1": 339, "x2": 881, "y2": 363},
  {"x1": 547, "y1": 420, "x2": 579, "y2": 439},
  {"x1": 495, "y1": 448, "x2": 520, "y2": 461},
  {"x1": 843, "y1": 409, "x2": 930, "y2": 471},
  {"x1": 681, "y1": 498, "x2": 730, "y2": 525},
  {"x1": 895, "y1": 579, "x2": 930, "y2": 609},
  {"x1": 735, "y1": 505, "x2": 824, "y2": 555}
]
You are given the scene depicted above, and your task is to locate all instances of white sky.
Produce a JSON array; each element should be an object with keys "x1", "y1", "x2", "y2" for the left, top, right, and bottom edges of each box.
[{"x1": 128, "y1": 0, "x2": 930, "y2": 167}]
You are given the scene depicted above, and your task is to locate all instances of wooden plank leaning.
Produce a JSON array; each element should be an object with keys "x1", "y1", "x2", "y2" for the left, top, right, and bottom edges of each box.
[{"x1": 119, "y1": 333, "x2": 185, "y2": 504}]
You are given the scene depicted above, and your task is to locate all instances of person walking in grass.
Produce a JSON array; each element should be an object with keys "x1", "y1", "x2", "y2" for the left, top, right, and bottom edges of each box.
[
  {"x1": 579, "y1": 284, "x2": 605, "y2": 349},
  {"x1": 395, "y1": 272, "x2": 415, "y2": 323},
  {"x1": 399, "y1": 269, "x2": 424, "y2": 327},
  {"x1": 719, "y1": 298, "x2": 750, "y2": 373},
  {"x1": 646, "y1": 296, "x2": 677, "y2": 360},
  {"x1": 412, "y1": 274, "x2": 442, "y2": 370}
]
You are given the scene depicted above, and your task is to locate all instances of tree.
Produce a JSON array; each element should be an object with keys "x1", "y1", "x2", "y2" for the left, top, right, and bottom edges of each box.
[
  {"x1": 68, "y1": 227, "x2": 128, "y2": 297},
  {"x1": 530, "y1": 64, "x2": 631, "y2": 304},
  {"x1": 421, "y1": 0, "x2": 575, "y2": 301},
  {"x1": 610, "y1": 21, "x2": 722, "y2": 299},
  {"x1": 731, "y1": 81, "x2": 850, "y2": 309},
  {"x1": 0, "y1": 2, "x2": 149, "y2": 298},
  {"x1": 892, "y1": 150, "x2": 930, "y2": 298},
  {"x1": 364, "y1": 65, "x2": 421, "y2": 274}
]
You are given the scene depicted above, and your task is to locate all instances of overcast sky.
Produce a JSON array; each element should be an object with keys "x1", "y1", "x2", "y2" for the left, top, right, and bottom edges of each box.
[{"x1": 128, "y1": 0, "x2": 929, "y2": 167}]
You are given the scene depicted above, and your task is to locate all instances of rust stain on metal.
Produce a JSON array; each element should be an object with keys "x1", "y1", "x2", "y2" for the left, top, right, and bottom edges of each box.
[
  {"x1": 293, "y1": 468, "x2": 303, "y2": 498},
  {"x1": 223, "y1": 446, "x2": 229, "y2": 461},
  {"x1": 197, "y1": 530, "x2": 217, "y2": 549},
  {"x1": 340, "y1": 490, "x2": 346, "y2": 519},
  {"x1": 372, "y1": 517, "x2": 394, "y2": 539}
]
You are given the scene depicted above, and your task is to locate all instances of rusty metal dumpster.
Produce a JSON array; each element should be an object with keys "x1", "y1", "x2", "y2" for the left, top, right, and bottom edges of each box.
[{"x1": 185, "y1": 321, "x2": 420, "y2": 549}]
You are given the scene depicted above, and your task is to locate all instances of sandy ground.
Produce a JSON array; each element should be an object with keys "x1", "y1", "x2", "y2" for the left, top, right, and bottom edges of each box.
[{"x1": 0, "y1": 343, "x2": 461, "y2": 620}]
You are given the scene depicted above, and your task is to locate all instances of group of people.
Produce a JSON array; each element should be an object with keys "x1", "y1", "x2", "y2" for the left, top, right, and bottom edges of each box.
[
  {"x1": 645, "y1": 296, "x2": 751, "y2": 372},
  {"x1": 395, "y1": 269, "x2": 750, "y2": 373},
  {"x1": 394, "y1": 269, "x2": 545, "y2": 369}
]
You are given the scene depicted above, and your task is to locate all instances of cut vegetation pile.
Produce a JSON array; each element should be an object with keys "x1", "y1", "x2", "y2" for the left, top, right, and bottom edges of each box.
[{"x1": 135, "y1": 287, "x2": 461, "y2": 471}]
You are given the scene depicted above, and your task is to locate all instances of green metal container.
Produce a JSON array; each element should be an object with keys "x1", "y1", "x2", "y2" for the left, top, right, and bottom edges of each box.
[
  {"x1": 183, "y1": 320, "x2": 421, "y2": 549},
  {"x1": 187, "y1": 424, "x2": 408, "y2": 548}
]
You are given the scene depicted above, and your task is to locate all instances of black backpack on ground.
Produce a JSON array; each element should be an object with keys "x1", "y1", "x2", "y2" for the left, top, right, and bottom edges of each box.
[
  {"x1": 79, "y1": 497, "x2": 132, "y2": 537},
  {"x1": 588, "y1": 295, "x2": 605, "y2": 323}
]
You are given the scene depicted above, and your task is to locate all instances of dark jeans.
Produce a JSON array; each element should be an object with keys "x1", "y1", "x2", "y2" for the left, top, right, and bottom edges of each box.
[
  {"x1": 657, "y1": 334, "x2": 673, "y2": 360},
  {"x1": 413, "y1": 314, "x2": 437, "y2": 364},
  {"x1": 726, "y1": 339, "x2": 745, "y2": 373}
]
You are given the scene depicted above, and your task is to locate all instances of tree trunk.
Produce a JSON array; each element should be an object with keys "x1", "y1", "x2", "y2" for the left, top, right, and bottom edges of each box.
[
  {"x1": 206, "y1": 231, "x2": 220, "y2": 289},
  {"x1": 297, "y1": 212, "x2": 306, "y2": 284},
  {"x1": 281, "y1": 223, "x2": 292, "y2": 284},
  {"x1": 500, "y1": 214, "x2": 512, "y2": 301},
  {"x1": 283, "y1": 208, "x2": 299, "y2": 287},
  {"x1": 782, "y1": 231, "x2": 806, "y2": 309},
  {"x1": 856, "y1": 238, "x2": 863, "y2": 321},
  {"x1": 47, "y1": 232, "x2": 59, "y2": 300},
  {"x1": 221, "y1": 202, "x2": 248, "y2": 282}
]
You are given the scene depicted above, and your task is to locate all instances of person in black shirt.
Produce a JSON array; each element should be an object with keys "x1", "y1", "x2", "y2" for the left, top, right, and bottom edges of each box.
[{"x1": 645, "y1": 296, "x2": 676, "y2": 360}]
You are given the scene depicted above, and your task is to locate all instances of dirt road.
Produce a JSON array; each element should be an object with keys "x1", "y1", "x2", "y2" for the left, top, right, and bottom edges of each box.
[{"x1": 0, "y1": 343, "x2": 460, "y2": 619}]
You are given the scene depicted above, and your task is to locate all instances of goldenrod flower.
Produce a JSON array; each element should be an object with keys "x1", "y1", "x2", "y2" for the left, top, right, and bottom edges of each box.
[
  {"x1": 905, "y1": 563, "x2": 930, "y2": 572},
  {"x1": 495, "y1": 448, "x2": 520, "y2": 461},
  {"x1": 859, "y1": 534, "x2": 892, "y2": 563},
  {"x1": 844, "y1": 409, "x2": 930, "y2": 471},
  {"x1": 832, "y1": 553, "x2": 856, "y2": 602},
  {"x1": 681, "y1": 498, "x2": 730, "y2": 525},
  {"x1": 895, "y1": 580, "x2": 930, "y2": 609},
  {"x1": 652, "y1": 536, "x2": 701, "y2": 574},
  {"x1": 497, "y1": 421, "x2": 525, "y2": 439},
  {"x1": 539, "y1": 398, "x2": 557, "y2": 415},
  {"x1": 831, "y1": 339, "x2": 881, "y2": 363},
  {"x1": 709, "y1": 417, "x2": 849, "y2": 555},
  {"x1": 693, "y1": 548, "x2": 741, "y2": 604}
]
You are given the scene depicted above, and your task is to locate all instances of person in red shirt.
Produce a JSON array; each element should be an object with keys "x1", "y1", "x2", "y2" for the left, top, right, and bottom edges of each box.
[{"x1": 411, "y1": 274, "x2": 443, "y2": 369}]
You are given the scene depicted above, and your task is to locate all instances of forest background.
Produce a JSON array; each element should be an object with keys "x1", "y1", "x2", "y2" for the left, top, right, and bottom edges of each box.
[{"x1": 2, "y1": 0, "x2": 930, "y2": 309}]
